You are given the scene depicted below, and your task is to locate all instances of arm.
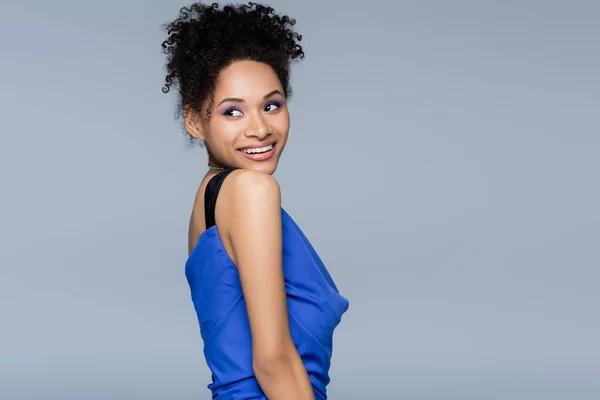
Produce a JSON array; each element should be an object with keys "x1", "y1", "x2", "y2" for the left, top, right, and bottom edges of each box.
[{"x1": 221, "y1": 169, "x2": 315, "y2": 400}]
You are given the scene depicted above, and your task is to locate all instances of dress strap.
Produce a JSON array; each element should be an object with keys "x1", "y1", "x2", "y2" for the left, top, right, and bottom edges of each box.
[{"x1": 204, "y1": 168, "x2": 238, "y2": 230}]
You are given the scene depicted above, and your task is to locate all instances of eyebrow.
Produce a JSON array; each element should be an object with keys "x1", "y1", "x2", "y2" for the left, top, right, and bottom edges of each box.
[{"x1": 216, "y1": 90, "x2": 284, "y2": 107}]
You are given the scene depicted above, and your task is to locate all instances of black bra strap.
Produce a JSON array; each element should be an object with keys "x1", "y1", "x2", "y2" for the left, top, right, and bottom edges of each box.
[{"x1": 204, "y1": 168, "x2": 238, "y2": 230}]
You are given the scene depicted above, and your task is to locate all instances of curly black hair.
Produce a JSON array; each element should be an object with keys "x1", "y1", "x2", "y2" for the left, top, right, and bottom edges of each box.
[{"x1": 161, "y1": 2, "x2": 305, "y2": 147}]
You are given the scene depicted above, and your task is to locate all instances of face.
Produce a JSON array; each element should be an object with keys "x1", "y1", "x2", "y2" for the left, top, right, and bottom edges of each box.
[{"x1": 186, "y1": 60, "x2": 290, "y2": 175}]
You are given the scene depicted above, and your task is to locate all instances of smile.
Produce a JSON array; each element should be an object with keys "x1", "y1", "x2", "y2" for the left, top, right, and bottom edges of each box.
[
  {"x1": 240, "y1": 144, "x2": 273, "y2": 154},
  {"x1": 238, "y1": 142, "x2": 277, "y2": 161}
]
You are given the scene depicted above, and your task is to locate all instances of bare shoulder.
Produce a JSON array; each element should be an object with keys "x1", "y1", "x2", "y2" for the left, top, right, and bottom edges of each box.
[
  {"x1": 218, "y1": 169, "x2": 281, "y2": 215},
  {"x1": 224, "y1": 168, "x2": 280, "y2": 200},
  {"x1": 215, "y1": 169, "x2": 282, "y2": 264}
]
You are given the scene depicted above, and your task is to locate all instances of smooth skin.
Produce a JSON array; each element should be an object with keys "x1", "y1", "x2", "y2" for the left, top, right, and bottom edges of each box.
[
  {"x1": 185, "y1": 60, "x2": 315, "y2": 400},
  {"x1": 186, "y1": 60, "x2": 290, "y2": 176}
]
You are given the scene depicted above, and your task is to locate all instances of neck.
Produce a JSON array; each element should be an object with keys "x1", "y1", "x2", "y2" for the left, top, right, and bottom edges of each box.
[
  {"x1": 207, "y1": 147, "x2": 228, "y2": 171},
  {"x1": 208, "y1": 165, "x2": 226, "y2": 172}
]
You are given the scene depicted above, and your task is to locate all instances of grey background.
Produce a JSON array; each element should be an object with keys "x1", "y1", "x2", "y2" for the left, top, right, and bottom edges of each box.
[{"x1": 1, "y1": 0, "x2": 599, "y2": 399}]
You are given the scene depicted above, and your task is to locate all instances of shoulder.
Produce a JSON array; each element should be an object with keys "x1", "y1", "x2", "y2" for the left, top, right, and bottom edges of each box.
[
  {"x1": 214, "y1": 169, "x2": 281, "y2": 233},
  {"x1": 216, "y1": 169, "x2": 283, "y2": 265},
  {"x1": 221, "y1": 169, "x2": 281, "y2": 206},
  {"x1": 227, "y1": 168, "x2": 280, "y2": 191}
]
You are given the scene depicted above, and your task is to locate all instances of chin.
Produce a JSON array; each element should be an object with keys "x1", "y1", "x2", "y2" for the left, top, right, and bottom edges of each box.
[
  {"x1": 256, "y1": 165, "x2": 277, "y2": 175},
  {"x1": 248, "y1": 161, "x2": 278, "y2": 175}
]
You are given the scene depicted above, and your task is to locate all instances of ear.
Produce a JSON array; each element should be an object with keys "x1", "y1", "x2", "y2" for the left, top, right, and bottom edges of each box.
[{"x1": 183, "y1": 106, "x2": 205, "y2": 141}]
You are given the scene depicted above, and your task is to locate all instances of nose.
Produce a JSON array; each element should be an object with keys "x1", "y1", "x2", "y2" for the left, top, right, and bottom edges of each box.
[{"x1": 245, "y1": 111, "x2": 270, "y2": 139}]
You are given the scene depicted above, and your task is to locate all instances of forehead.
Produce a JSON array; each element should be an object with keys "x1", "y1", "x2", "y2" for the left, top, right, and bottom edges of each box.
[{"x1": 213, "y1": 60, "x2": 283, "y2": 99}]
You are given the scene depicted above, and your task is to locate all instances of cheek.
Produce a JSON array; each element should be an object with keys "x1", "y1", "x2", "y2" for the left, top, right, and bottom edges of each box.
[
  {"x1": 273, "y1": 111, "x2": 291, "y2": 132},
  {"x1": 207, "y1": 119, "x2": 239, "y2": 143}
]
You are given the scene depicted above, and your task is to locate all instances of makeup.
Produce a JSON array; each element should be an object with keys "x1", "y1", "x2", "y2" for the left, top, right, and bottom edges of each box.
[{"x1": 238, "y1": 143, "x2": 276, "y2": 161}]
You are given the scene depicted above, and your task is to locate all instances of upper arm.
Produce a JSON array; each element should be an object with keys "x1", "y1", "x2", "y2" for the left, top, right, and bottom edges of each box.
[{"x1": 219, "y1": 169, "x2": 294, "y2": 364}]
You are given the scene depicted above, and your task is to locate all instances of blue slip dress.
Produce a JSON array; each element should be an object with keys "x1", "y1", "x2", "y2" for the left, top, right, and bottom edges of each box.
[{"x1": 185, "y1": 168, "x2": 349, "y2": 399}]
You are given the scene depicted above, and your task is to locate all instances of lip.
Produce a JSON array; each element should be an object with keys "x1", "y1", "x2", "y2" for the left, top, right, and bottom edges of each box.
[
  {"x1": 238, "y1": 142, "x2": 277, "y2": 162},
  {"x1": 237, "y1": 140, "x2": 277, "y2": 150}
]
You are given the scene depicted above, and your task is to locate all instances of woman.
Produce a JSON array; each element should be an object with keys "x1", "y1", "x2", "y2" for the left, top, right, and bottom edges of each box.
[{"x1": 161, "y1": 3, "x2": 349, "y2": 399}]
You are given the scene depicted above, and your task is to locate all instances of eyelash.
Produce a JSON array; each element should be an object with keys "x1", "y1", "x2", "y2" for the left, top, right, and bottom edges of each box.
[{"x1": 222, "y1": 101, "x2": 281, "y2": 117}]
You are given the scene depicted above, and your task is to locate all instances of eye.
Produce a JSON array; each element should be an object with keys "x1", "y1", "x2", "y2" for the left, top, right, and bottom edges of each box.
[
  {"x1": 264, "y1": 102, "x2": 281, "y2": 112},
  {"x1": 223, "y1": 108, "x2": 243, "y2": 117}
]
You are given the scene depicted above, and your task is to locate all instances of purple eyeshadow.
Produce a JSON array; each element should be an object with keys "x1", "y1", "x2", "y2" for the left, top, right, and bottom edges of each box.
[
  {"x1": 219, "y1": 100, "x2": 283, "y2": 116},
  {"x1": 220, "y1": 106, "x2": 241, "y2": 115}
]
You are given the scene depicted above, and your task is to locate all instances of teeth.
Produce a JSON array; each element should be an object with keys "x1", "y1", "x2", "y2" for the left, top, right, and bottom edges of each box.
[{"x1": 241, "y1": 144, "x2": 273, "y2": 154}]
